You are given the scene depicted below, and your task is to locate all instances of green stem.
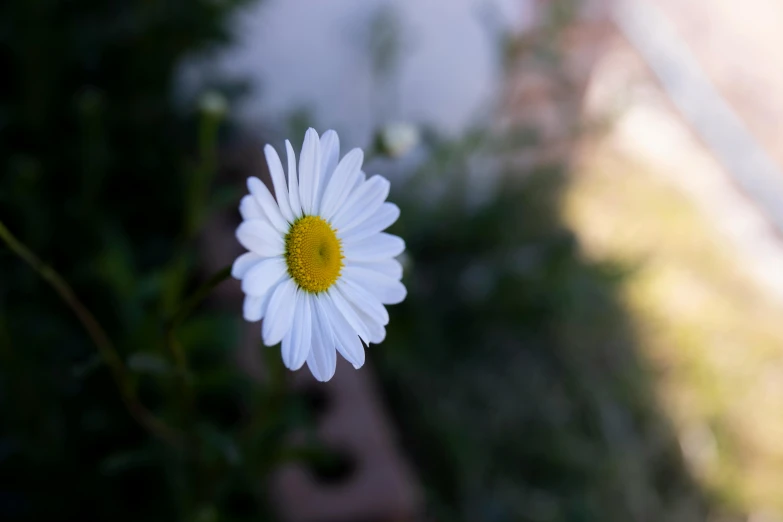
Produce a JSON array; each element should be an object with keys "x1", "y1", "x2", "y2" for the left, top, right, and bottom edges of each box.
[
  {"x1": 165, "y1": 265, "x2": 232, "y2": 403},
  {"x1": 168, "y1": 265, "x2": 232, "y2": 331},
  {"x1": 0, "y1": 220, "x2": 184, "y2": 447},
  {"x1": 239, "y1": 345, "x2": 287, "y2": 452},
  {"x1": 185, "y1": 112, "x2": 220, "y2": 236}
]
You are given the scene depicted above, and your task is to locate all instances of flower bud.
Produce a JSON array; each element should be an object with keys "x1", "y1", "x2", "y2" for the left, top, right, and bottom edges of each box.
[
  {"x1": 198, "y1": 90, "x2": 228, "y2": 118},
  {"x1": 378, "y1": 122, "x2": 420, "y2": 158}
]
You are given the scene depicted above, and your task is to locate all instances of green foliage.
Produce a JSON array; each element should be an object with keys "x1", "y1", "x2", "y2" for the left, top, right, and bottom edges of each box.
[
  {"x1": 0, "y1": 1, "x2": 725, "y2": 520},
  {"x1": 0, "y1": 1, "x2": 323, "y2": 521},
  {"x1": 377, "y1": 131, "x2": 711, "y2": 522}
]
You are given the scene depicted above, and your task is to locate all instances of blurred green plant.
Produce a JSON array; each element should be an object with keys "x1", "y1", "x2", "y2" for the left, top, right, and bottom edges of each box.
[
  {"x1": 0, "y1": 1, "x2": 729, "y2": 521},
  {"x1": 0, "y1": 2, "x2": 329, "y2": 521},
  {"x1": 375, "y1": 129, "x2": 716, "y2": 522}
]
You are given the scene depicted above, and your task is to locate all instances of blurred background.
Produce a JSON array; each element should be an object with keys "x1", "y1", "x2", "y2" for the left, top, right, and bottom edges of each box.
[{"x1": 2, "y1": 0, "x2": 783, "y2": 521}]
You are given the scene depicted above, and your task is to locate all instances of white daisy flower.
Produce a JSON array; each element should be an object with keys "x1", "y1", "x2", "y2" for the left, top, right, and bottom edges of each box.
[{"x1": 231, "y1": 128, "x2": 407, "y2": 382}]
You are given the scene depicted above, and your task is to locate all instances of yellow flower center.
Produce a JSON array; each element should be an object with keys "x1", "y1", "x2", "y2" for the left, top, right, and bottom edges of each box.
[{"x1": 284, "y1": 215, "x2": 344, "y2": 293}]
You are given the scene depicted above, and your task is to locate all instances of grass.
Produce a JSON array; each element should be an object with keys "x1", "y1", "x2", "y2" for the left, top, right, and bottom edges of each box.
[{"x1": 564, "y1": 142, "x2": 783, "y2": 516}]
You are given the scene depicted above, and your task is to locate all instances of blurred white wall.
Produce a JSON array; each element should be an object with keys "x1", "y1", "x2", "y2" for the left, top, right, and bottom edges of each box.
[{"x1": 183, "y1": 0, "x2": 532, "y2": 147}]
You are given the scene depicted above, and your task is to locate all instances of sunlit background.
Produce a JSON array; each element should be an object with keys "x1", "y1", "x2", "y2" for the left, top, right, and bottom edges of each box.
[{"x1": 2, "y1": 0, "x2": 783, "y2": 521}]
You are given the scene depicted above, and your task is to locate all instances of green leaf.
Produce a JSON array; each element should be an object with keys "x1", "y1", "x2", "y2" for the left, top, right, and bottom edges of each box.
[
  {"x1": 100, "y1": 447, "x2": 157, "y2": 476},
  {"x1": 127, "y1": 352, "x2": 171, "y2": 375},
  {"x1": 71, "y1": 353, "x2": 102, "y2": 379},
  {"x1": 207, "y1": 185, "x2": 243, "y2": 215},
  {"x1": 160, "y1": 253, "x2": 193, "y2": 317},
  {"x1": 196, "y1": 423, "x2": 242, "y2": 467},
  {"x1": 177, "y1": 313, "x2": 239, "y2": 355}
]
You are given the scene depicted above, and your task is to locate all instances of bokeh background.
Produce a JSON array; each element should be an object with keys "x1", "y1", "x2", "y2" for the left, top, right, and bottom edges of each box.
[{"x1": 3, "y1": 0, "x2": 783, "y2": 521}]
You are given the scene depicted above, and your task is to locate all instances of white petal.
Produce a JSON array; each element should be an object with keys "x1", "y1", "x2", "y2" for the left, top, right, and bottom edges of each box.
[
  {"x1": 281, "y1": 292, "x2": 311, "y2": 370},
  {"x1": 241, "y1": 257, "x2": 287, "y2": 297},
  {"x1": 340, "y1": 203, "x2": 400, "y2": 243},
  {"x1": 245, "y1": 278, "x2": 281, "y2": 323},
  {"x1": 328, "y1": 287, "x2": 370, "y2": 343},
  {"x1": 346, "y1": 259, "x2": 403, "y2": 280},
  {"x1": 232, "y1": 252, "x2": 262, "y2": 279},
  {"x1": 353, "y1": 170, "x2": 367, "y2": 192},
  {"x1": 257, "y1": 281, "x2": 278, "y2": 320},
  {"x1": 306, "y1": 303, "x2": 337, "y2": 382},
  {"x1": 298, "y1": 128, "x2": 321, "y2": 215},
  {"x1": 264, "y1": 144, "x2": 295, "y2": 223},
  {"x1": 235, "y1": 220, "x2": 284, "y2": 257},
  {"x1": 337, "y1": 170, "x2": 366, "y2": 212},
  {"x1": 332, "y1": 169, "x2": 365, "y2": 220},
  {"x1": 331, "y1": 175, "x2": 390, "y2": 231},
  {"x1": 337, "y1": 283, "x2": 387, "y2": 344},
  {"x1": 336, "y1": 280, "x2": 389, "y2": 325},
  {"x1": 281, "y1": 333, "x2": 294, "y2": 370},
  {"x1": 262, "y1": 278, "x2": 298, "y2": 346},
  {"x1": 243, "y1": 295, "x2": 264, "y2": 322},
  {"x1": 319, "y1": 130, "x2": 340, "y2": 196},
  {"x1": 339, "y1": 169, "x2": 366, "y2": 217},
  {"x1": 286, "y1": 140, "x2": 302, "y2": 218},
  {"x1": 322, "y1": 294, "x2": 367, "y2": 368},
  {"x1": 356, "y1": 307, "x2": 386, "y2": 344},
  {"x1": 343, "y1": 232, "x2": 405, "y2": 262},
  {"x1": 343, "y1": 265, "x2": 407, "y2": 305},
  {"x1": 329, "y1": 288, "x2": 371, "y2": 344},
  {"x1": 247, "y1": 177, "x2": 288, "y2": 234},
  {"x1": 320, "y1": 148, "x2": 364, "y2": 220},
  {"x1": 239, "y1": 195, "x2": 265, "y2": 221}
]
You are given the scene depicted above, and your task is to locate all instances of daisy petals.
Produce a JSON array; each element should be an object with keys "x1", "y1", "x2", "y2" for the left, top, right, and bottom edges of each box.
[
  {"x1": 282, "y1": 292, "x2": 312, "y2": 370},
  {"x1": 320, "y1": 295, "x2": 365, "y2": 369},
  {"x1": 321, "y1": 148, "x2": 364, "y2": 220},
  {"x1": 343, "y1": 232, "x2": 405, "y2": 262},
  {"x1": 243, "y1": 295, "x2": 264, "y2": 322},
  {"x1": 247, "y1": 177, "x2": 288, "y2": 234},
  {"x1": 235, "y1": 220, "x2": 284, "y2": 257},
  {"x1": 332, "y1": 175, "x2": 390, "y2": 231},
  {"x1": 298, "y1": 128, "x2": 321, "y2": 215},
  {"x1": 235, "y1": 129, "x2": 405, "y2": 376},
  {"x1": 356, "y1": 307, "x2": 386, "y2": 344},
  {"x1": 340, "y1": 202, "x2": 400, "y2": 243},
  {"x1": 241, "y1": 257, "x2": 287, "y2": 297},
  {"x1": 285, "y1": 140, "x2": 302, "y2": 217},
  {"x1": 232, "y1": 252, "x2": 262, "y2": 279},
  {"x1": 306, "y1": 305, "x2": 337, "y2": 382},
  {"x1": 264, "y1": 144, "x2": 295, "y2": 223},
  {"x1": 257, "y1": 283, "x2": 277, "y2": 320},
  {"x1": 319, "y1": 130, "x2": 340, "y2": 193},
  {"x1": 329, "y1": 287, "x2": 370, "y2": 344},
  {"x1": 337, "y1": 280, "x2": 389, "y2": 326},
  {"x1": 352, "y1": 170, "x2": 367, "y2": 194},
  {"x1": 343, "y1": 265, "x2": 407, "y2": 305},
  {"x1": 347, "y1": 259, "x2": 403, "y2": 280},
  {"x1": 239, "y1": 195, "x2": 265, "y2": 221},
  {"x1": 340, "y1": 286, "x2": 387, "y2": 344},
  {"x1": 262, "y1": 278, "x2": 298, "y2": 346}
]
